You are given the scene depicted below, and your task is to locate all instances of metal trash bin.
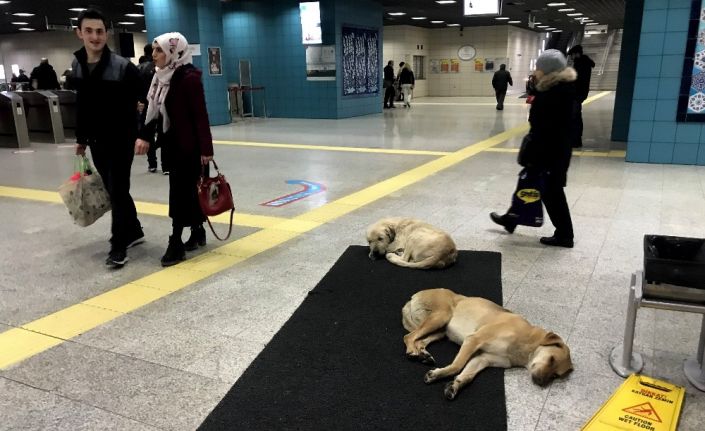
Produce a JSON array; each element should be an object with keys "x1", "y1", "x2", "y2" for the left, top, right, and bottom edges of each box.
[{"x1": 0, "y1": 91, "x2": 30, "y2": 148}]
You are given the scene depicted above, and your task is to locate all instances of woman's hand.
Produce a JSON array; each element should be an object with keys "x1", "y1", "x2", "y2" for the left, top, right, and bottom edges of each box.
[
  {"x1": 201, "y1": 155, "x2": 213, "y2": 165},
  {"x1": 135, "y1": 139, "x2": 150, "y2": 155}
]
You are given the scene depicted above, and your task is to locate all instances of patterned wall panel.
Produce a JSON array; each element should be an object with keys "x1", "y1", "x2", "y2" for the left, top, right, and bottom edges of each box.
[{"x1": 342, "y1": 26, "x2": 379, "y2": 96}]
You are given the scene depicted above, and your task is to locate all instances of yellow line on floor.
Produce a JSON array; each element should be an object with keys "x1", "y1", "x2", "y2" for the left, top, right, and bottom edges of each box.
[
  {"x1": 484, "y1": 147, "x2": 626, "y2": 158},
  {"x1": 0, "y1": 91, "x2": 612, "y2": 370},
  {"x1": 0, "y1": 185, "x2": 286, "y2": 229},
  {"x1": 213, "y1": 140, "x2": 452, "y2": 156}
]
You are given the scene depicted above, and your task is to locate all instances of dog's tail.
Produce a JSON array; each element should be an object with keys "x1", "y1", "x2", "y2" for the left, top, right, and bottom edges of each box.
[{"x1": 387, "y1": 253, "x2": 445, "y2": 269}]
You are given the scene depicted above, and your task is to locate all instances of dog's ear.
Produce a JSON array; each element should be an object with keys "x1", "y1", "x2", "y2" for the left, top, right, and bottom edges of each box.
[
  {"x1": 384, "y1": 226, "x2": 396, "y2": 242},
  {"x1": 540, "y1": 332, "x2": 564, "y2": 347}
]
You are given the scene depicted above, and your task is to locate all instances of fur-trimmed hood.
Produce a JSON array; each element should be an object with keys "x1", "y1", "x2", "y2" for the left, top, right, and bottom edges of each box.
[{"x1": 535, "y1": 67, "x2": 577, "y2": 92}]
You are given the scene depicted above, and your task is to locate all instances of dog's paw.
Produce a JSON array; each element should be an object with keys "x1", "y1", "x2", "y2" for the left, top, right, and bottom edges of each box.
[
  {"x1": 394, "y1": 248, "x2": 404, "y2": 256},
  {"x1": 406, "y1": 351, "x2": 420, "y2": 361},
  {"x1": 443, "y1": 382, "x2": 458, "y2": 401},
  {"x1": 424, "y1": 370, "x2": 438, "y2": 384},
  {"x1": 419, "y1": 351, "x2": 435, "y2": 365}
]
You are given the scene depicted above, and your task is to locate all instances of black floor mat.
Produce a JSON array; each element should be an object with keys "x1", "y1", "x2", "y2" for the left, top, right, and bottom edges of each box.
[{"x1": 199, "y1": 246, "x2": 506, "y2": 431}]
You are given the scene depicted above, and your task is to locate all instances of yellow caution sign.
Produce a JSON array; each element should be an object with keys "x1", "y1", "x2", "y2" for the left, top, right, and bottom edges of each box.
[{"x1": 582, "y1": 374, "x2": 685, "y2": 431}]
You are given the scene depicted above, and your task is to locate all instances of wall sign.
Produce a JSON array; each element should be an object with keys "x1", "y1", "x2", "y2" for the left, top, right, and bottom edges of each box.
[
  {"x1": 306, "y1": 45, "x2": 336, "y2": 81},
  {"x1": 463, "y1": 0, "x2": 501, "y2": 16},
  {"x1": 300, "y1": 2, "x2": 322, "y2": 44},
  {"x1": 260, "y1": 180, "x2": 326, "y2": 207},
  {"x1": 342, "y1": 26, "x2": 379, "y2": 95},
  {"x1": 208, "y1": 47, "x2": 222, "y2": 76},
  {"x1": 677, "y1": 0, "x2": 705, "y2": 121},
  {"x1": 458, "y1": 45, "x2": 476, "y2": 61}
]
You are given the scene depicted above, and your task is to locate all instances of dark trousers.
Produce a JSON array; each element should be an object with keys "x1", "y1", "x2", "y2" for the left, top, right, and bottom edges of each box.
[
  {"x1": 147, "y1": 140, "x2": 170, "y2": 171},
  {"x1": 383, "y1": 81, "x2": 396, "y2": 107},
  {"x1": 89, "y1": 142, "x2": 141, "y2": 249},
  {"x1": 542, "y1": 179, "x2": 574, "y2": 240},
  {"x1": 495, "y1": 90, "x2": 507, "y2": 110},
  {"x1": 167, "y1": 144, "x2": 206, "y2": 229},
  {"x1": 572, "y1": 100, "x2": 584, "y2": 147}
]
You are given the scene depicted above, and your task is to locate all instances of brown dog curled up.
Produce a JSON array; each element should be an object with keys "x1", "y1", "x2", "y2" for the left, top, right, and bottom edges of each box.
[
  {"x1": 366, "y1": 217, "x2": 457, "y2": 269},
  {"x1": 402, "y1": 288, "x2": 573, "y2": 400}
]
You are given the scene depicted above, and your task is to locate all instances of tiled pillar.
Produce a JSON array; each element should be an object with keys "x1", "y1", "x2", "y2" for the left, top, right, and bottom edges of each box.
[{"x1": 143, "y1": 0, "x2": 229, "y2": 125}]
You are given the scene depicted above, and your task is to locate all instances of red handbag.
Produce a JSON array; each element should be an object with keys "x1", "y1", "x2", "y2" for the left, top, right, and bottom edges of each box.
[{"x1": 197, "y1": 159, "x2": 235, "y2": 241}]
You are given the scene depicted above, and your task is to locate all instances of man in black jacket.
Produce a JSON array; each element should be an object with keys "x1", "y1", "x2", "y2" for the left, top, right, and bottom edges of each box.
[
  {"x1": 491, "y1": 64, "x2": 513, "y2": 110},
  {"x1": 72, "y1": 8, "x2": 147, "y2": 268},
  {"x1": 30, "y1": 59, "x2": 60, "y2": 90},
  {"x1": 383, "y1": 60, "x2": 396, "y2": 109},
  {"x1": 568, "y1": 45, "x2": 595, "y2": 148}
]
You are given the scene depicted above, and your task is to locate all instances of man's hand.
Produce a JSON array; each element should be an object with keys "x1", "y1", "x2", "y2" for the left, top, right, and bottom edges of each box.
[
  {"x1": 75, "y1": 144, "x2": 87, "y2": 156},
  {"x1": 135, "y1": 139, "x2": 150, "y2": 155},
  {"x1": 201, "y1": 155, "x2": 213, "y2": 166}
]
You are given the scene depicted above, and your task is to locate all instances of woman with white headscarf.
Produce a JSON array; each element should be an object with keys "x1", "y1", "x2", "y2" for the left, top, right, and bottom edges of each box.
[{"x1": 136, "y1": 32, "x2": 215, "y2": 266}]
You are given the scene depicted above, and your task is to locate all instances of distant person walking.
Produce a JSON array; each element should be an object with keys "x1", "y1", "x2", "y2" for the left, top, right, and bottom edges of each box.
[
  {"x1": 137, "y1": 43, "x2": 168, "y2": 174},
  {"x1": 383, "y1": 60, "x2": 396, "y2": 109},
  {"x1": 399, "y1": 63, "x2": 415, "y2": 108},
  {"x1": 568, "y1": 45, "x2": 595, "y2": 148},
  {"x1": 492, "y1": 64, "x2": 513, "y2": 110},
  {"x1": 30, "y1": 58, "x2": 60, "y2": 90}
]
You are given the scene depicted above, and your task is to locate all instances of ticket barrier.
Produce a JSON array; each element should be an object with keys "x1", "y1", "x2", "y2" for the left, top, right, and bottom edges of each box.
[
  {"x1": 16, "y1": 91, "x2": 65, "y2": 144},
  {"x1": 0, "y1": 91, "x2": 30, "y2": 148},
  {"x1": 52, "y1": 90, "x2": 77, "y2": 138}
]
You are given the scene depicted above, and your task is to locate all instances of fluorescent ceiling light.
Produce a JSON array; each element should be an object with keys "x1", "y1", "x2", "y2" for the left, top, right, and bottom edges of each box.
[
  {"x1": 135, "y1": 2, "x2": 144, "y2": 5},
  {"x1": 507, "y1": 20, "x2": 521, "y2": 24},
  {"x1": 12, "y1": 12, "x2": 34, "y2": 16},
  {"x1": 558, "y1": 8, "x2": 575, "y2": 12},
  {"x1": 125, "y1": 13, "x2": 144, "y2": 17},
  {"x1": 388, "y1": 12, "x2": 406, "y2": 16},
  {"x1": 536, "y1": 25, "x2": 549, "y2": 28},
  {"x1": 533, "y1": 22, "x2": 542, "y2": 25},
  {"x1": 68, "y1": 8, "x2": 86, "y2": 12},
  {"x1": 552, "y1": 30, "x2": 563, "y2": 32},
  {"x1": 495, "y1": 17, "x2": 510, "y2": 20},
  {"x1": 585, "y1": 23, "x2": 599, "y2": 26},
  {"x1": 411, "y1": 17, "x2": 427, "y2": 20},
  {"x1": 546, "y1": 28, "x2": 556, "y2": 30},
  {"x1": 430, "y1": 20, "x2": 445, "y2": 23},
  {"x1": 566, "y1": 13, "x2": 583, "y2": 16},
  {"x1": 117, "y1": 22, "x2": 135, "y2": 25},
  {"x1": 11, "y1": 22, "x2": 28, "y2": 25},
  {"x1": 142, "y1": 29, "x2": 147, "y2": 32},
  {"x1": 435, "y1": 1, "x2": 457, "y2": 4},
  {"x1": 447, "y1": 24, "x2": 460, "y2": 26},
  {"x1": 547, "y1": 2, "x2": 567, "y2": 6},
  {"x1": 19, "y1": 28, "x2": 35, "y2": 31},
  {"x1": 0, "y1": 1, "x2": 11, "y2": 5}
]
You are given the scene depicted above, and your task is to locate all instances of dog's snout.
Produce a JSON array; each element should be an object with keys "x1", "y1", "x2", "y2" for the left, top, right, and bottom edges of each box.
[{"x1": 531, "y1": 373, "x2": 552, "y2": 387}]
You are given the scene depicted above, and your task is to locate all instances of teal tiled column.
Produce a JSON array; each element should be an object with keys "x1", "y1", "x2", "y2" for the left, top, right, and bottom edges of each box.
[{"x1": 144, "y1": 0, "x2": 230, "y2": 125}]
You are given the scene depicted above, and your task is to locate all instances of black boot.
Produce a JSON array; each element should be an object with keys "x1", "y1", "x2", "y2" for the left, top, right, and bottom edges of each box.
[
  {"x1": 490, "y1": 212, "x2": 517, "y2": 234},
  {"x1": 184, "y1": 225, "x2": 207, "y2": 251},
  {"x1": 161, "y1": 236, "x2": 185, "y2": 267}
]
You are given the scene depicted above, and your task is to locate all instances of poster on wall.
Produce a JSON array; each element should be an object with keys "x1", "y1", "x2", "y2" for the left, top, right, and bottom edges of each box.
[
  {"x1": 430, "y1": 59, "x2": 440, "y2": 74},
  {"x1": 306, "y1": 45, "x2": 336, "y2": 81},
  {"x1": 474, "y1": 58, "x2": 485, "y2": 72},
  {"x1": 299, "y1": 2, "x2": 322, "y2": 44},
  {"x1": 440, "y1": 59, "x2": 450, "y2": 73},
  {"x1": 677, "y1": 0, "x2": 705, "y2": 121},
  {"x1": 484, "y1": 58, "x2": 495, "y2": 71},
  {"x1": 208, "y1": 47, "x2": 222, "y2": 76},
  {"x1": 450, "y1": 59, "x2": 460, "y2": 73},
  {"x1": 342, "y1": 26, "x2": 379, "y2": 95}
]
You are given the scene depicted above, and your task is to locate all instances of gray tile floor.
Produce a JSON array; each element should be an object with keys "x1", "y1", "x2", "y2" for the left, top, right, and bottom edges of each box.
[{"x1": 1, "y1": 93, "x2": 704, "y2": 430}]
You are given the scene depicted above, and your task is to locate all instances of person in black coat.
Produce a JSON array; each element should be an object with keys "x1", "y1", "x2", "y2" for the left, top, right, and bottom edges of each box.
[
  {"x1": 490, "y1": 49, "x2": 577, "y2": 248},
  {"x1": 383, "y1": 60, "x2": 396, "y2": 109},
  {"x1": 492, "y1": 64, "x2": 513, "y2": 110},
  {"x1": 30, "y1": 59, "x2": 60, "y2": 90},
  {"x1": 399, "y1": 64, "x2": 415, "y2": 108},
  {"x1": 568, "y1": 45, "x2": 595, "y2": 148}
]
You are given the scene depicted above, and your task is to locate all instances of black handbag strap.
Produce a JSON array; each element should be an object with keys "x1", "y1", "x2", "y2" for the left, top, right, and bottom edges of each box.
[{"x1": 205, "y1": 208, "x2": 234, "y2": 241}]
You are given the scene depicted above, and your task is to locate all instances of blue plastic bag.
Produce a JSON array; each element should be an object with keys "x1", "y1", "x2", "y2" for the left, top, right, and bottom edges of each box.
[{"x1": 507, "y1": 168, "x2": 544, "y2": 227}]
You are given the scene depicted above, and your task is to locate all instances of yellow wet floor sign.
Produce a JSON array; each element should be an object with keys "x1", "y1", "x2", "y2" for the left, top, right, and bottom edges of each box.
[{"x1": 582, "y1": 374, "x2": 685, "y2": 431}]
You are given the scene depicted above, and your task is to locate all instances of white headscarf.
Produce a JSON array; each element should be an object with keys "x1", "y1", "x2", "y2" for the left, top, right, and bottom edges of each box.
[{"x1": 145, "y1": 32, "x2": 193, "y2": 132}]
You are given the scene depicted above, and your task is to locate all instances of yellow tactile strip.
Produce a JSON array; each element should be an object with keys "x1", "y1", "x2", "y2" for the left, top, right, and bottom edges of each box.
[{"x1": 0, "y1": 91, "x2": 613, "y2": 369}]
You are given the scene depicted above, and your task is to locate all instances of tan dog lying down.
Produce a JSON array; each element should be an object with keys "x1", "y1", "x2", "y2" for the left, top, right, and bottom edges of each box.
[
  {"x1": 366, "y1": 217, "x2": 457, "y2": 269},
  {"x1": 402, "y1": 288, "x2": 573, "y2": 400}
]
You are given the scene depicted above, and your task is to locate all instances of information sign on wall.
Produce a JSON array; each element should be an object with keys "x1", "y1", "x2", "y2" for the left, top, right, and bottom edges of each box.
[
  {"x1": 299, "y1": 2, "x2": 322, "y2": 45},
  {"x1": 677, "y1": 0, "x2": 705, "y2": 121},
  {"x1": 463, "y1": 0, "x2": 501, "y2": 16},
  {"x1": 342, "y1": 26, "x2": 379, "y2": 95}
]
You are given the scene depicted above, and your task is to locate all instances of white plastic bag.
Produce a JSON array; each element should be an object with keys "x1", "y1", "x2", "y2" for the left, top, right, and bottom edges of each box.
[{"x1": 59, "y1": 156, "x2": 111, "y2": 227}]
